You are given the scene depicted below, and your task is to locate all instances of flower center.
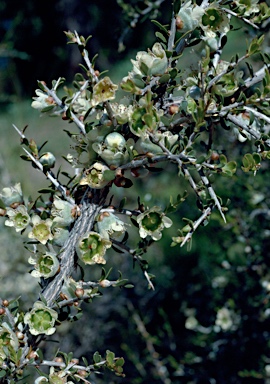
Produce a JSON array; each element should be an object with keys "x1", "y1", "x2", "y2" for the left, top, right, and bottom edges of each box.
[{"x1": 142, "y1": 212, "x2": 162, "y2": 231}]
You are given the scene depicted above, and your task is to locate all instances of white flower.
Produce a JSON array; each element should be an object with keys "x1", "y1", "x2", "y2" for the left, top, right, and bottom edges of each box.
[
  {"x1": 51, "y1": 196, "x2": 77, "y2": 226},
  {"x1": 73, "y1": 93, "x2": 91, "y2": 116},
  {"x1": 110, "y1": 103, "x2": 134, "y2": 124},
  {"x1": 5, "y1": 205, "x2": 30, "y2": 232},
  {"x1": 137, "y1": 206, "x2": 172, "y2": 241},
  {"x1": 0, "y1": 182, "x2": 23, "y2": 207},
  {"x1": 130, "y1": 43, "x2": 168, "y2": 77},
  {"x1": 28, "y1": 215, "x2": 53, "y2": 244},
  {"x1": 185, "y1": 316, "x2": 199, "y2": 330},
  {"x1": 97, "y1": 212, "x2": 128, "y2": 239},
  {"x1": 31, "y1": 89, "x2": 55, "y2": 111},
  {"x1": 215, "y1": 307, "x2": 233, "y2": 331}
]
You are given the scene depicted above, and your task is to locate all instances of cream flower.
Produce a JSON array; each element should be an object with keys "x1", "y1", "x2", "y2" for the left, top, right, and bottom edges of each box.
[
  {"x1": 28, "y1": 215, "x2": 53, "y2": 244},
  {"x1": 137, "y1": 206, "x2": 172, "y2": 241},
  {"x1": 31, "y1": 89, "x2": 56, "y2": 111},
  {"x1": 91, "y1": 76, "x2": 118, "y2": 106},
  {"x1": 5, "y1": 205, "x2": 30, "y2": 232},
  {"x1": 24, "y1": 301, "x2": 58, "y2": 336}
]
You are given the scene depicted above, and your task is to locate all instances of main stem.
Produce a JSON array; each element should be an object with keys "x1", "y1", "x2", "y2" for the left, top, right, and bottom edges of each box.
[{"x1": 42, "y1": 202, "x2": 101, "y2": 307}]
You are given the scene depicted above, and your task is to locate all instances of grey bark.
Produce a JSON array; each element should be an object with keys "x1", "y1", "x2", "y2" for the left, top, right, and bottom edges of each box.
[{"x1": 42, "y1": 202, "x2": 101, "y2": 307}]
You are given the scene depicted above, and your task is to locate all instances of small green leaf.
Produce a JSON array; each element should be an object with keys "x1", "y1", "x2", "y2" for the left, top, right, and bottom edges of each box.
[
  {"x1": 119, "y1": 197, "x2": 127, "y2": 211},
  {"x1": 38, "y1": 188, "x2": 56, "y2": 194},
  {"x1": 219, "y1": 154, "x2": 228, "y2": 164},
  {"x1": 253, "y1": 152, "x2": 261, "y2": 164},
  {"x1": 173, "y1": 0, "x2": 181, "y2": 15},
  {"x1": 103, "y1": 170, "x2": 115, "y2": 181},
  {"x1": 151, "y1": 20, "x2": 169, "y2": 35},
  {"x1": 41, "y1": 105, "x2": 55, "y2": 113},
  {"x1": 0, "y1": 198, "x2": 6, "y2": 209},
  {"x1": 159, "y1": 73, "x2": 170, "y2": 84},
  {"x1": 106, "y1": 350, "x2": 115, "y2": 366},
  {"x1": 82, "y1": 356, "x2": 88, "y2": 366},
  {"x1": 155, "y1": 31, "x2": 167, "y2": 43},
  {"x1": 0, "y1": 370, "x2": 7, "y2": 378},
  {"x1": 20, "y1": 155, "x2": 31, "y2": 162},
  {"x1": 115, "y1": 357, "x2": 125, "y2": 367},
  {"x1": 114, "y1": 279, "x2": 129, "y2": 287},
  {"x1": 93, "y1": 351, "x2": 102, "y2": 364},
  {"x1": 222, "y1": 161, "x2": 237, "y2": 176},
  {"x1": 124, "y1": 284, "x2": 135, "y2": 289}
]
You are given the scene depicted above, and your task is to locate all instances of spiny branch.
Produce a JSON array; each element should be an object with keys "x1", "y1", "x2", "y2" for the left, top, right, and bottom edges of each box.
[
  {"x1": 13, "y1": 124, "x2": 74, "y2": 204},
  {"x1": 41, "y1": 81, "x2": 86, "y2": 135}
]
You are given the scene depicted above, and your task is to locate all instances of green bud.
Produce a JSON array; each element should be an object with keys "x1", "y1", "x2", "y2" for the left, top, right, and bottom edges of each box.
[
  {"x1": 39, "y1": 152, "x2": 56, "y2": 169},
  {"x1": 93, "y1": 133, "x2": 129, "y2": 167}
]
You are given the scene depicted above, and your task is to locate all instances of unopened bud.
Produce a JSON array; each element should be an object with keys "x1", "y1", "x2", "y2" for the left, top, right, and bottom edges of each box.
[
  {"x1": 176, "y1": 16, "x2": 184, "y2": 30},
  {"x1": 169, "y1": 104, "x2": 179, "y2": 115},
  {"x1": 75, "y1": 288, "x2": 85, "y2": 298},
  {"x1": 99, "y1": 279, "x2": 111, "y2": 288},
  {"x1": 16, "y1": 331, "x2": 24, "y2": 341}
]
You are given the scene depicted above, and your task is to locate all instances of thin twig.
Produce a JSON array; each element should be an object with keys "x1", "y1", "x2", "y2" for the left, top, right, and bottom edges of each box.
[
  {"x1": 226, "y1": 113, "x2": 261, "y2": 140},
  {"x1": 223, "y1": 7, "x2": 260, "y2": 30},
  {"x1": 74, "y1": 31, "x2": 118, "y2": 127},
  {"x1": 244, "y1": 106, "x2": 270, "y2": 125},
  {"x1": 148, "y1": 131, "x2": 226, "y2": 221},
  {"x1": 127, "y1": 301, "x2": 171, "y2": 384},
  {"x1": 22, "y1": 147, "x2": 74, "y2": 204},
  {"x1": 181, "y1": 206, "x2": 212, "y2": 247},
  {"x1": 12, "y1": 124, "x2": 74, "y2": 203},
  {"x1": 244, "y1": 64, "x2": 270, "y2": 88},
  {"x1": 42, "y1": 82, "x2": 86, "y2": 135},
  {"x1": 112, "y1": 239, "x2": 155, "y2": 290},
  {"x1": 168, "y1": 12, "x2": 176, "y2": 53},
  {"x1": 207, "y1": 54, "x2": 248, "y2": 90},
  {"x1": 23, "y1": 358, "x2": 108, "y2": 372}
]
